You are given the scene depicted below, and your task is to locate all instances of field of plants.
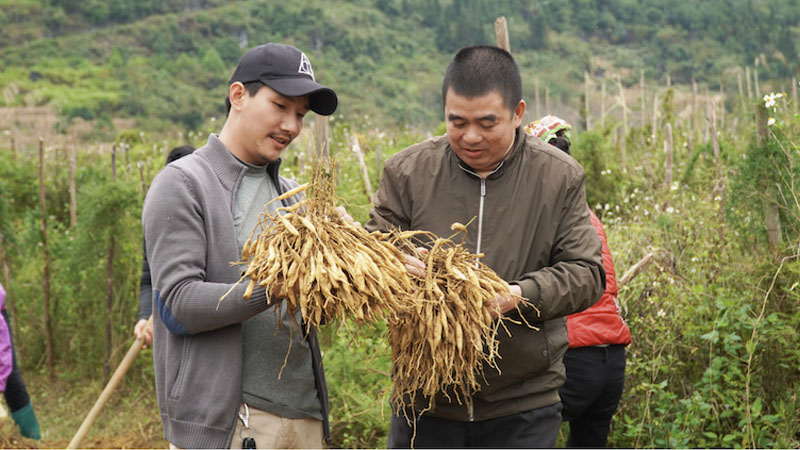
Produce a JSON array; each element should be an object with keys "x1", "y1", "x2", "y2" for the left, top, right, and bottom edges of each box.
[
  {"x1": 1, "y1": 1, "x2": 800, "y2": 446},
  {"x1": 1, "y1": 73, "x2": 799, "y2": 448}
]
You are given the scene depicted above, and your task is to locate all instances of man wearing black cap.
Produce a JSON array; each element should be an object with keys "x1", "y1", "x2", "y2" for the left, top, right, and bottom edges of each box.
[{"x1": 142, "y1": 43, "x2": 337, "y2": 449}]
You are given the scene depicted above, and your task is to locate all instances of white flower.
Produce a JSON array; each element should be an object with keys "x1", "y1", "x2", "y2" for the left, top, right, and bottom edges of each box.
[
  {"x1": 657, "y1": 309, "x2": 666, "y2": 318},
  {"x1": 671, "y1": 181, "x2": 679, "y2": 191},
  {"x1": 634, "y1": 205, "x2": 640, "y2": 211},
  {"x1": 666, "y1": 206, "x2": 675, "y2": 213},
  {"x1": 767, "y1": 117, "x2": 776, "y2": 126}
]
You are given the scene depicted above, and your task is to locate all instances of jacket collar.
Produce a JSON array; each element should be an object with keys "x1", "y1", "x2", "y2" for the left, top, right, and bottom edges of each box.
[
  {"x1": 199, "y1": 134, "x2": 283, "y2": 193},
  {"x1": 451, "y1": 127, "x2": 524, "y2": 180}
]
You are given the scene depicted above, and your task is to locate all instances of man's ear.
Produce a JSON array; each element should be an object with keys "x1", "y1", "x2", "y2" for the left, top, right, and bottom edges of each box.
[
  {"x1": 228, "y1": 82, "x2": 246, "y2": 111},
  {"x1": 512, "y1": 99, "x2": 526, "y2": 128}
]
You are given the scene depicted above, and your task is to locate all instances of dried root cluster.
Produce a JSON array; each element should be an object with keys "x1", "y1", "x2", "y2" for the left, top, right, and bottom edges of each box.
[
  {"x1": 385, "y1": 225, "x2": 520, "y2": 414},
  {"x1": 236, "y1": 162, "x2": 415, "y2": 333},
  {"x1": 230, "y1": 159, "x2": 533, "y2": 416}
]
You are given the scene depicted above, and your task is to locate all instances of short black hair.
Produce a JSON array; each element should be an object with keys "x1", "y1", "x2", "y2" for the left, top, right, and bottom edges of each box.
[
  {"x1": 225, "y1": 81, "x2": 264, "y2": 116},
  {"x1": 441, "y1": 45, "x2": 522, "y2": 113},
  {"x1": 166, "y1": 145, "x2": 195, "y2": 164},
  {"x1": 549, "y1": 136, "x2": 571, "y2": 154}
]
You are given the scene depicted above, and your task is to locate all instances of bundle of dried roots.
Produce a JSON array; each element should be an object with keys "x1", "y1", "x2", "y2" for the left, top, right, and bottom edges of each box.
[
  {"x1": 229, "y1": 160, "x2": 416, "y2": 333},
  {"x1": 384, "y1": 223, "x2": 534, "y2": 417}
]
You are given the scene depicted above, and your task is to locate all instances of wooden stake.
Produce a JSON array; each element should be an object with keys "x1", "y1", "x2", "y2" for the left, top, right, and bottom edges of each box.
[
  {"x1": 692, "y1": 76, "x2": 699, "y2": 141},
  {"x1": 104, "y1": 146, "x2": 117, "y2": 379},
  {"x1": 69, "y1": 146, "x2": 77, "y2": 228},
  {"x1": 545, "y1": 86, "x2": 550, "y2": 114},
  {"x1": 651, "y1": 91, "x2": 659, "y2": 141},
  {"x1": 640, "y1": 69, "x2": 646, "y2": 128},
  {"x1": 619, "y1": 126, "x2": 627, "y2": 172},
  {"x1": 137, "y1": 162, "x2": 147, "y2": 200},
  {"x1": 68, "y1": 317, "x2": 153, "y2": 449},
  {"x1": 315, "y1": 115, "x2": 329, "y2": 159},
  {"x1": 664, "y1": 123, "x2": 673, "y2": 189},
  {"x1": 350, "y1": 134, "x2": 373, "y2": 200},
  {"x1": 738, "y1": 69, "x2": 747, "y2": 113},
  {"x1": 38, "y1": 138, "x2": 55, "y2": 379},
  {"x1": 793, "y1": 77, "x2": 798, "y2": 116},
  {"x1": 616, "y1": 73, "x2": 628, "y2": 135},
  {"x1": 710, "y1": 100, "x2": 721, "y2": 181},
  {"x1": 619, "y1": 252, "x2": 656, "y2": 287},
  {"x1": 494, "y1": 16, "x2": 510, "y2": 52},
  {"x1": 10, "y1": 137, "x2": 16, "y2": 164},
  {"x1": 584, "y1": 71, "x2": 592, "y2": 131},
  {"x1": 745, "y1": 66, "x2": 753, "y2": 100},
  {"x1": 753, "y1": 58, "x2": 761, "y2": 99},
  {"x1": 601, "y1": 78, "x2": 606, "y2": 129}
]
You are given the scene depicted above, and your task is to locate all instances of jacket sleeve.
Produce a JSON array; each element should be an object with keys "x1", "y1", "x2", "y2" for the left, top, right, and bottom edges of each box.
[
  {"x1": 0, "y1": 313, "x2": 11, "y2": 392},
  {"x1": 143, "y1": 166, "x2": 270, "y2": 336},
  {"x1": 365, "y1": 158, "x2": 412, "y2": 233},
  {"x1": 513, "y1": 168, "x2": 605, "y2": 321},
  {"x1": 138, "y1": 240, "x2": 153, "y2": 321}
]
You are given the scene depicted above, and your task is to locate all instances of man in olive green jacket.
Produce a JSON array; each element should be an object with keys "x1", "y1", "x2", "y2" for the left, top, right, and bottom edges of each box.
[{"x1": 366, "y1": 45, "x2": 605, "y2": 448}]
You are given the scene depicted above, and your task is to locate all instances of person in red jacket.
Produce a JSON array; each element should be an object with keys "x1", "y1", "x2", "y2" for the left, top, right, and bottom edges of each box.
[{"x1": 527, "y1": 116, "x2": 632, "y2": 447}]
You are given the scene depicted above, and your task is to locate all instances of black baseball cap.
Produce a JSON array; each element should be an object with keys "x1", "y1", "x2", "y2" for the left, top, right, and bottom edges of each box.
[{"x1": 228, "y1": 43, "x2": 338, "y2": 116}]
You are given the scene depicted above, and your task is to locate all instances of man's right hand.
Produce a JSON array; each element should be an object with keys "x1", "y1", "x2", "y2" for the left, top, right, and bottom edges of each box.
[{"x1": 134, "y1": 318, "x2": 153, "y2": 347}]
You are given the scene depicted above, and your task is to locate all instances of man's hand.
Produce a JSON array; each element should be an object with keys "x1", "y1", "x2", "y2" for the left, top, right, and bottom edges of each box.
[
  {"x1": 336, "y1": 206, "x2": 361, "y2": 227},
  {"x1": 489, "y1": 283, "x2": 523, "y2": 319},
  {"x1": 404, "y1": 247, "x2": 427, "y2": 278},
  {"x1": 134, "y1": 318, "x2": 153, "y2": 348}
]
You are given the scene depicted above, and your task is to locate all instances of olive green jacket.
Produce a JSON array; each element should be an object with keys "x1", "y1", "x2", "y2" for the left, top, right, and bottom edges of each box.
[{"x1": 366, "y1": 128, "x2": 605, "y2": 421}]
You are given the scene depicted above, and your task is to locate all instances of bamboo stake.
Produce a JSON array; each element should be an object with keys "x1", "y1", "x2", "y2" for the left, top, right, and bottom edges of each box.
[
  {"x1": 494, "y1": 16, "x2": 510, "y2": 53},
  {"x1": 38, "y1": 138, "x2": 55, "y2": 379},
  {"x1": 68, "y1": 316, "x2": 153, "y2": 449}
]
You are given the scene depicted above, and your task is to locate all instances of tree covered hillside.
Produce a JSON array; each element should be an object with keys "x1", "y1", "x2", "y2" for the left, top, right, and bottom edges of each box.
[{"x1": 1, "y1": 0, "x2": 799, "y2": 134}]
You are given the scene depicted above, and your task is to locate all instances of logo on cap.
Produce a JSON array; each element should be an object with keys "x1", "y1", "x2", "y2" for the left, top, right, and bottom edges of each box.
[{"x1": 298, "y1": 53, "x2": 315, "y2": 80}]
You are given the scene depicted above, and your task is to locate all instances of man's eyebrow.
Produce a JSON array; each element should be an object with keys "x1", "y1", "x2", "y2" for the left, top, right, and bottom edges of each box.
[{"x1": 447, "y1": 113, "x2": 498, "y2": 122}]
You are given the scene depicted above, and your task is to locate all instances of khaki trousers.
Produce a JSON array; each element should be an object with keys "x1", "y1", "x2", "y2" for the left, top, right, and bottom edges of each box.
[{"x1": 169, "y1": 405, "x2": 324, "y2": 449}]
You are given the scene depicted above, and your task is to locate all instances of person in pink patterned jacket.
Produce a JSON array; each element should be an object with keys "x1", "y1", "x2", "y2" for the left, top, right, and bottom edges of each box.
[
  {"x1": 0, "y1": 283, "x2": 11, "y2": 392},
  {"x1": 0, "y1": 282, "x2": 41, "y2": 439}
]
